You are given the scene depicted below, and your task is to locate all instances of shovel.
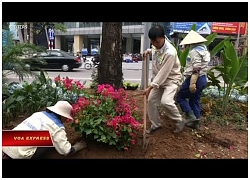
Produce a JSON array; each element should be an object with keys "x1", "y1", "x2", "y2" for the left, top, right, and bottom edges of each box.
[{"x1": 142, "y1": 54, "x2": 150, "y2": 150}]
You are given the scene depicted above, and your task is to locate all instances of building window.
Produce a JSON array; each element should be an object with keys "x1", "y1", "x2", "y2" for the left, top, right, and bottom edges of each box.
[{"x1": 123, "y1": 22, "x2": 142, "y2": 26}]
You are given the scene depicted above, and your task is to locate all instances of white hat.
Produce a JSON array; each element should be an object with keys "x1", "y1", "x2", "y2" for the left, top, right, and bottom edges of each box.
[
  {"x1": 179, "y1": 30, "x2": 207, "y2": 45},
  {"x1": 47, "y1": 101, "x2": 73, "y2": 120}
]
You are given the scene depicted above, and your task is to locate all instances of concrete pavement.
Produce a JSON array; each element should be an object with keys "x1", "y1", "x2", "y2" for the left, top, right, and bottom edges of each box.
[{"x1": 80, "y1": 61, "x2": 152, "y2": 71}]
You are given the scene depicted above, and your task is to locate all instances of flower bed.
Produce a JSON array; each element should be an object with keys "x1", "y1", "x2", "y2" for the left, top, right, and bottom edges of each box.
[
  {"x1": 70, "y1": 84, "x2": 143, "y2": 150},
  {"x1": 202, "y1": 86, "x2": 248, "y2": 103},
  {"x1": 3, "y1": 72, "x2": 144, "y2": 151}
]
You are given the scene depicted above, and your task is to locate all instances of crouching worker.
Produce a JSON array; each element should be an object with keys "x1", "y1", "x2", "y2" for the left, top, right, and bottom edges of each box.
[{"x1": 2, "y1": 101, "x2": 86, "y2": 159}]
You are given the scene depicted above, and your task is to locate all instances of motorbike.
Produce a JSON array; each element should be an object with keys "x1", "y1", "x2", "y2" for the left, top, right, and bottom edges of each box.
[{"x1": 84, "y1": 58, "x2": 99, "y2": 70}]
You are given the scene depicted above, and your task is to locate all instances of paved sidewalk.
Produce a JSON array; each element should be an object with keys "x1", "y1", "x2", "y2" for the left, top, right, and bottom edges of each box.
[
  {"x1": 122, "y1": 61, "x2": 152, "y2": 70},
  {"x1": 80, "y1": 61, "x2": 152, "y2": 70}
]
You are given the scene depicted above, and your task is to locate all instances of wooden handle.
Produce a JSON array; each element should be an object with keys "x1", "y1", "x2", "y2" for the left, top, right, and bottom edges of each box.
[{"x1": 143, "y1": 55, "x2": 148, "y2": 135}]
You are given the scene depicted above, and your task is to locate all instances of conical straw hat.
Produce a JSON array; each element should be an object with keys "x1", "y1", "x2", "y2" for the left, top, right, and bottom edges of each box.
[{"x1": 179, "y1": 30, "x2": 207, "y2": 45}]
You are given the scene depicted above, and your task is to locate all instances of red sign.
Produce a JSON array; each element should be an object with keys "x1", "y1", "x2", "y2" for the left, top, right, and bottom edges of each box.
[
  {"x1": 2, "y1": 130, "x2": 53, "y2": 146},
  {"x1": 211, "y1": 22, "x2": 246, "y2": 35}
]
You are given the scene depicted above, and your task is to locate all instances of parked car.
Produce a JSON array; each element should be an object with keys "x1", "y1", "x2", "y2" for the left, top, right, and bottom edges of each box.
[{"x1": 29, "y1": 49, "x2": 82, "y2": 72}]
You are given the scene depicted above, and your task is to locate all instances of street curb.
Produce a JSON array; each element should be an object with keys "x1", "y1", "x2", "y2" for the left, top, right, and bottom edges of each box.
[{"x1": 79, "y1": 68, "x2": 152, "y2": 71}]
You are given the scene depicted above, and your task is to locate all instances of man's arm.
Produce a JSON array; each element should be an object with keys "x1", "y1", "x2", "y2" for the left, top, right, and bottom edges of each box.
[
  {"x1": 52, "y1": 128, "x2": 85, "y2": 155},
  {"x1": 189, "y1": 50, "x2": 202, "y2": 93}
]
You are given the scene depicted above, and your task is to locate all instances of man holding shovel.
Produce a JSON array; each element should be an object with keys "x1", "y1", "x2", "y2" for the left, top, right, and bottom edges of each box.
[{"x1": 142, "y1": 25, "x2": 185, "y2": 134}]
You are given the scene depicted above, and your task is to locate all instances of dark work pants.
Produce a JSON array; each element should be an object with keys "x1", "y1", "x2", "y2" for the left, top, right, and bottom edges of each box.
[{"x1": 176, "y1": 75, "x2": 207, "y2": 119}]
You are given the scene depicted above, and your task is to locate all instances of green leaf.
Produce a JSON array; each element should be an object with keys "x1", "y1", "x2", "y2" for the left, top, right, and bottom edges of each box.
[
  {"x1": 221, "y1": 52, "x2": 231, "y2": 68},
  {"x1": 190, "y1": 24, "x2": 197, "y2": 31},
  {"x1": 38, "y1": 71, "x2": 48, "y2": 84},
  {"x1": 205, "y1": 33, "x2": 217, "y2": 46},
  {"x1": 101, "y1": 135, "x2": 106, "y2": 140},
  {"x1": 195, "y1": 153, "x2": 201, "y2": 158},
  {"x1": 179, "y1": 47, "x2": 190, "y2": 67},
  {"x1": 210, "y1": 37, "x2": 231, "y2": 58},
  {"x1": 85, "y1": 129, "x2": 92, "y2": 135},
  {"x1": 224, "y1": 41, "x2": 239, "y2": 77},
  {"x1": 234, "y1": 52, "x2": 248, "y2": 85},
  {"x1": 15, "y1": 96, "x2": 25, "y2": 102},
  {"x1": 221, "y1": 66, "x2": 232, "y2": 84}
]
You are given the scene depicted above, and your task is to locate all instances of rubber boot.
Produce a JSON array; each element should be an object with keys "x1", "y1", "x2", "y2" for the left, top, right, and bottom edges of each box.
[
  {"x1": 173, "y1": 120, "x2": 185, "y2": 133},
  {"x1": 185, "y1": 111, "x2": 200, "y2": 130}
]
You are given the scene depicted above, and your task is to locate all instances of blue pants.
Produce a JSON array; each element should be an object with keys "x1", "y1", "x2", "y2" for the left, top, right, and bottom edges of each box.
[{"x1": 176, "y1": 75, "x2": 207, "y2": 119}]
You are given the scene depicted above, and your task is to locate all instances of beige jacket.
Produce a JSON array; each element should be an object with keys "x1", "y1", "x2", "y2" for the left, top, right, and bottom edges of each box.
[
  {"x1": 2, "y1": 111, "x2": 72, "y2": 159},
  {"x1": 184, "y1": 43, "x2": 210, "y2": 76},
  {"x1": 148, "y1": 36, "x2": 182, "y2": 88}
]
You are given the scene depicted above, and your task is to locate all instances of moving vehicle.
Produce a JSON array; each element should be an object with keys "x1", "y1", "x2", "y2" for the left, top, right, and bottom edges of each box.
[
  {"x1": 29, "y1": 49, "x2": 82, "y2": 72},
  {"x1": 84, "y1": 58, "x2": 99, "y2": 70}
]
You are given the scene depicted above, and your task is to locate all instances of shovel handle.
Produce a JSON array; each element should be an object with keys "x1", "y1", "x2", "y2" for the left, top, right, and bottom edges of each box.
[{"x1": 143, "y1": 54, "x2": 149, "y2": 135}]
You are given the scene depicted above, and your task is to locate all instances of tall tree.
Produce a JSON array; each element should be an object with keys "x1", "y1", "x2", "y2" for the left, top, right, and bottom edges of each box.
[{"x1": 98, "y1": 22, "x2": 123, "y2": 89}]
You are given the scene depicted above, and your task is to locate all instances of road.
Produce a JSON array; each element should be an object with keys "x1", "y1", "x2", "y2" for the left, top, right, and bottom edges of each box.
[
  {"x1": 5, "y1": 61, "x2": 224, "y2": 87},
  {"x1": 5, "y1": 61, "x2": 153, "y2": 88}
]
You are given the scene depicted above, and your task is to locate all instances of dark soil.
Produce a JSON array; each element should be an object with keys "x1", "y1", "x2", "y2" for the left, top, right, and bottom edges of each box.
[{"x1": 4, "y1": 90, "x2": 248, "y2": 159}]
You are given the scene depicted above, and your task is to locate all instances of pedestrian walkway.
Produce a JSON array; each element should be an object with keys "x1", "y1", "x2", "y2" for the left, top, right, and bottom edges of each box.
[
  {"x1": 122, "y1": 61, "x2": 152, "y2": 70},
  {"x1": 80, "y1": 61, "x2": 152, "y2": 70}
]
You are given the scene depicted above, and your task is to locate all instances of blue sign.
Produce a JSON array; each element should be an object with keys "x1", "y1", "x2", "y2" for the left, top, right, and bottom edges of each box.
[
  {"x1": 48, "y1": 28, "x2": 54, "y2": 40},
  {"x1": 172, "y1": 22, "x2": 212, "y2": 34}
]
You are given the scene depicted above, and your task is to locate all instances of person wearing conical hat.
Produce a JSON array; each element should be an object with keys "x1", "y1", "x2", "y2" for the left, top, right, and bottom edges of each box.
[
  {"x1": 142, "y1": 25, "x2": 185, "y2": 134},
  {"x1": 2, "y1": 101, "x2": 87, "y2": 159},
  {"x1": 176, "y1": 30, "x2": 211, "y2": 130}
]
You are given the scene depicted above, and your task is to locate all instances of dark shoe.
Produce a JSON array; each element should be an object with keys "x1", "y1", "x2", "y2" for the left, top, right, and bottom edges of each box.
[
  {"x1": 146, "y1": 126, "x2": 162, "y2": 134},
  {"x1": 173, "y1": 120, "x2": 185, "y2": 133}
]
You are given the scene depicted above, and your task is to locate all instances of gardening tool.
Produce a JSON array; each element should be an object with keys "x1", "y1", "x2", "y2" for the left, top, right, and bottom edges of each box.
[{"x1": 142, "y1": 54, "x2": 150, "y2": 150}]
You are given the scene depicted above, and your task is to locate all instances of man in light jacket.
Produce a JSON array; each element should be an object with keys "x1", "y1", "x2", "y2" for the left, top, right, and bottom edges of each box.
[{"x1": 143, "y1": 25, "x2": 185, "y2": 134}]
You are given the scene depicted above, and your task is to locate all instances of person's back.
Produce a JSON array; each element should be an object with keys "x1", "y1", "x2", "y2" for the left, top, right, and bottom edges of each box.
[
  {"x1": 92, "y1": 54, "x2": 100, "y2": 67},
  {"x1": 2, "y1": 101, "x2": 86, "y2": 159},
  {"x1": 184, "y1": 43, "x2": 210, "y2": 77},
  {"x1": 93, "y1": 54, "x2": 100, "y2": 62}
]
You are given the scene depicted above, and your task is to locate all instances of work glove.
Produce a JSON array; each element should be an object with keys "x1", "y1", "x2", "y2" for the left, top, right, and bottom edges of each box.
[
  {"x1": 72, "y1": 140, "x2": 87, "y2": 153},
  {"x1": 189, "y1": 74, "x2": 198, "y2": 93}
]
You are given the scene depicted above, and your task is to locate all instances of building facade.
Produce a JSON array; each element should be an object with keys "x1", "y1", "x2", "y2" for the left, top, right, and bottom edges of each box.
[
  {"x1": 55, "y1": 22, "x2": 143, "y2": 55},
  {"x1": 54, "y1": 22, "x2": 172, "y2": 55}
]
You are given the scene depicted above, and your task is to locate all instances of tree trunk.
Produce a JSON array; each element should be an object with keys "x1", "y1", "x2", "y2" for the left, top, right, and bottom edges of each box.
[
  {"x1": 98, "y1": 22, "x2": 123, "y2": 89},
  {"x1": 44, "y1": 25, "x2": 49, "y2": 49},
  {"x1": 23, "y1": 22, "x2": 27, "y2": 43},
  {"x1": 29, "y1": 22, "x2": 34, "y2": 44},
  {"x1": 18, "y1": 29, "x2": 24, "y2": 43}
]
